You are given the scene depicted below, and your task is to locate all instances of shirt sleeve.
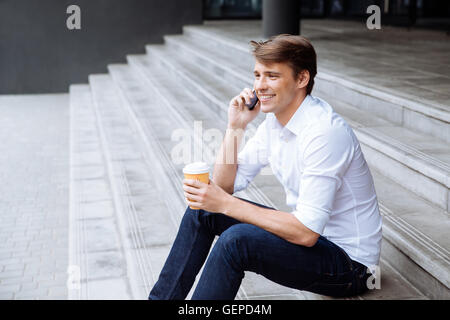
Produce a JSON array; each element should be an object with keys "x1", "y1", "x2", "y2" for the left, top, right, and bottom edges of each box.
[
  {"x1": 233, "y1": 120, "x2": 270, "y2": 193},
  {"x1": 292, "y1": 126, "x2": 354, "y2": 234}
]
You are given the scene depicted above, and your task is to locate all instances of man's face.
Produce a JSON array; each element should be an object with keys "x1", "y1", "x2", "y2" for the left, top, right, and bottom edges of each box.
[{"x1": 253, "y1": 60, "x2": 300, "y2": 115}]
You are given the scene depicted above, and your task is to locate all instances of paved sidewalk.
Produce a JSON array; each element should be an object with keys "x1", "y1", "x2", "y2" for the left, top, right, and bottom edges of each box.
[{"x1": 0, "y1": 94, "x2": 69, "y2": 300}]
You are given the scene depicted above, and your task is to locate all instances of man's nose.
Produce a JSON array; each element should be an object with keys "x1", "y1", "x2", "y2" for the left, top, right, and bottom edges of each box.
[{"x1": 254, "y1": 77, "x2": 268, "y2": 92}]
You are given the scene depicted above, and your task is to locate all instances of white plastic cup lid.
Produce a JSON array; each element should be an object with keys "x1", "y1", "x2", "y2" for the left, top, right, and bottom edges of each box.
[{"x1": 183, "y1": 162, "x2": 210, "y2": 174}]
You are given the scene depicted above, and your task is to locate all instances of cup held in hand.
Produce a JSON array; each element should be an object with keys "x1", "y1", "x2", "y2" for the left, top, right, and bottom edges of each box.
[{"x1": 183, "y1": 162, "x2": 210, "y2": 210}]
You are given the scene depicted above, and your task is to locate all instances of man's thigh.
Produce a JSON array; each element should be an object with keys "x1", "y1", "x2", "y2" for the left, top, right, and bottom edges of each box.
[
  {"x1": 198, "y1": 197, "x2": 275, "y2": 236},
  {"x1": 219, "y1": 223, "x2": 355, "y2": 296}
]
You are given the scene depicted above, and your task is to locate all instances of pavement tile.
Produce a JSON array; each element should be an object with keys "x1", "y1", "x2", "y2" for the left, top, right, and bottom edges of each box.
[
  {"x1": 47, "y1": 286, "x2": 68, "y2": 297},
  {"x1": 0, "y1": 284, "x2": 21, "y2": 293},
  {"x1": 0, "y1": 292, "x2": 14, "y2": 299},
  {"x1": 14, "y1": 288, "x2": 50, "y2": 300}
]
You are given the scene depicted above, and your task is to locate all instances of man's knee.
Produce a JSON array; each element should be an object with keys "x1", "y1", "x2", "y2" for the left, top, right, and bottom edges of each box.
[
  {"x1": 180, "y1": 205, "x2": 204, "y2": 227},
  {"x1": 215, "y1": 224, "x2": 256, "y2": 262},
  {"x1": 219, "y1": 224, "x2": 252, "y2": 243}
]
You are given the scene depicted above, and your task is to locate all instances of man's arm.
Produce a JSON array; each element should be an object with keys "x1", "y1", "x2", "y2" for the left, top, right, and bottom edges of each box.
[
  {"x1": 212, "y1": 127, "x2": 245, "y2": 195},
  {"x1": 213, "y1": 88, "x2": 261, "y2": 194},
  {"x1": 223, "y1": 195, "x2": 320, "y2": 247}
]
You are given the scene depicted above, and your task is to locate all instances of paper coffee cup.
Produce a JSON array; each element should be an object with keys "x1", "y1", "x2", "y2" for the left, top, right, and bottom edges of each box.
[{"x1": 183, "y1": 162, "x2": 210, "y2": 210}]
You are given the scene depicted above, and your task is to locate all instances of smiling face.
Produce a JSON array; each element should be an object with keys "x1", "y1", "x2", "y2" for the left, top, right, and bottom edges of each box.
[{"x1": 253, "y1": 60, "x2": 309, "y2": 125}]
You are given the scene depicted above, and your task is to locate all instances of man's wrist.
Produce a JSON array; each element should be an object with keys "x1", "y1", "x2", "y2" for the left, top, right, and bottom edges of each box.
[
  {"x1": 227, "y1": 123, "x2": 247, "y2": 130},
  {"x1": 221, "y1": 193, "x2": 237, "y2": 217}
]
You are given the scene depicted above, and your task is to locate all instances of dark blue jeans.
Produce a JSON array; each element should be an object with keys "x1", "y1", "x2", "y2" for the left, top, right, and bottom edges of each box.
[{"x1": 149, "y1": 198, "x2": 370, "y2": 300}]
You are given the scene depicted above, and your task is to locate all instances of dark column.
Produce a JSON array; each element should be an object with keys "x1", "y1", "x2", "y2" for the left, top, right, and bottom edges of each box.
[
  {"x1": 323, "y1": 0, "x2": 333, "y2": 17},
  {"x1": 262, "y1": 0, "x2": 300, "y2": 38},
  {"x1": 408, "y1": 0, "x2": 417, "y2": 27}
]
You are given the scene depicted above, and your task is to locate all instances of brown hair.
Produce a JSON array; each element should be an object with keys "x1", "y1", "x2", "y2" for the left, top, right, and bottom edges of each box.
[{"x1": 250, "y1": 34, "x2": 317, "y2": 94}]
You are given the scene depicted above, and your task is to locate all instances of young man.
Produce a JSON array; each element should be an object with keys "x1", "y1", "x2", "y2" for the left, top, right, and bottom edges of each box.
[{"x1": 149, "y1": 35, "x2": 382, "y2": 300}]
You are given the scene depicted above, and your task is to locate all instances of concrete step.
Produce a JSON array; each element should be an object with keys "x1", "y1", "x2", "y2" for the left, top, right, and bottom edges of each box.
[
  {"x1": 158, "y1": 33, "x2": 450, "y2": 212},
  {"x1": 124, "y1": 52, "x2": 431, "y2": 299},
  {"x1": 106, "y1": 60, "x2": 223, "y2": 299},
  {"x1": 88, "y1": 73, "x2": 185, "y2": 299},
  {"x1": 69, "y1": 84, "x2": 133, "y2": 299},
  {"x1": 142, "y1": 43, "x2": 449, "y2": 299},
  {"x1": 181, "y1": 23, "x2": 450, "y2": 144}
]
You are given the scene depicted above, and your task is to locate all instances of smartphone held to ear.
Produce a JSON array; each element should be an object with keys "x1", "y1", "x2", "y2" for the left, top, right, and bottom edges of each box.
[{"x1": 245, "y1": 90, "x2": 259, "y2": 110}]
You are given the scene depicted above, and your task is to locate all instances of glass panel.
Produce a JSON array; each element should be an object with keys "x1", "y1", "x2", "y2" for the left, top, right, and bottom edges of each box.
[{"x1": 203, "y1": 0, "x2": 262, "y2": 19}]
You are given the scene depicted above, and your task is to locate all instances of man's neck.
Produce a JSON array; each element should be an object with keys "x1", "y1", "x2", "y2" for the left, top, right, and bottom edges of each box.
[{"x1": 275, "y1": 93, "x2": 307, "y2": 127}]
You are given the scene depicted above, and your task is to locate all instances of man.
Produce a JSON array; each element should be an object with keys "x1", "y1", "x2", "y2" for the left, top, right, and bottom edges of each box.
[{"x1": 148, "y1": 35, "x2": 382, "y2": 300}]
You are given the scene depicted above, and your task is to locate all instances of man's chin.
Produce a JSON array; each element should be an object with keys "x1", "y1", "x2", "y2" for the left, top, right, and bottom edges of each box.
[{"x1": 260, "y1": 103, "x2": 274, "y2": 113}]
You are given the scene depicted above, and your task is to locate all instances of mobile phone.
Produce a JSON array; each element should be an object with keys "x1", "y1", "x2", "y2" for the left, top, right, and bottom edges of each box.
[{"x1": 245, "y1": 90, "x2": 259, "y2": 110}]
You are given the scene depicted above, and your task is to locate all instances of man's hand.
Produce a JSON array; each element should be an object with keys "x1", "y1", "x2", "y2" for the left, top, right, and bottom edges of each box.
[
  {"x1": 228, "y1": 88, "x2": 261, "y2": 129},
  {"x1": 183, "y1": 178, "x2": 232, "y2": 213}
]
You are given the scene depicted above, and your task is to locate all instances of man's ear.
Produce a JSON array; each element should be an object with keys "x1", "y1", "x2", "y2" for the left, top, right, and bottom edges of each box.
[{"x1": 297, "y1": 70, "x2": 310, "y2": 90}]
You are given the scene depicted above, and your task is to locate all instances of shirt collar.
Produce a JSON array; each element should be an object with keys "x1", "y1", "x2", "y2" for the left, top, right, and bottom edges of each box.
[{"x1": 269, "y1": 95, "x2": 312, "y2": 136}]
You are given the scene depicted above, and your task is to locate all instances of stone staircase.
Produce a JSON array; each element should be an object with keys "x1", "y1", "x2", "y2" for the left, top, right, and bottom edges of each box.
[{"x1": 68, "y1": 21, "x2": 449, "y2": 300}]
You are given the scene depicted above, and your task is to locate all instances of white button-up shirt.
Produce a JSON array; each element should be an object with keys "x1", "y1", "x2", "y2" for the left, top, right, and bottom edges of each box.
[{"x1": 233, "y1": 95, "x2": 382, "y2": 268}]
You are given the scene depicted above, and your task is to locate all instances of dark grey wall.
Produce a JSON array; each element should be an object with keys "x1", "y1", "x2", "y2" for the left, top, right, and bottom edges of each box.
[{"x1": 0, "y1": 0, "x2": 203, "y2": 94}]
